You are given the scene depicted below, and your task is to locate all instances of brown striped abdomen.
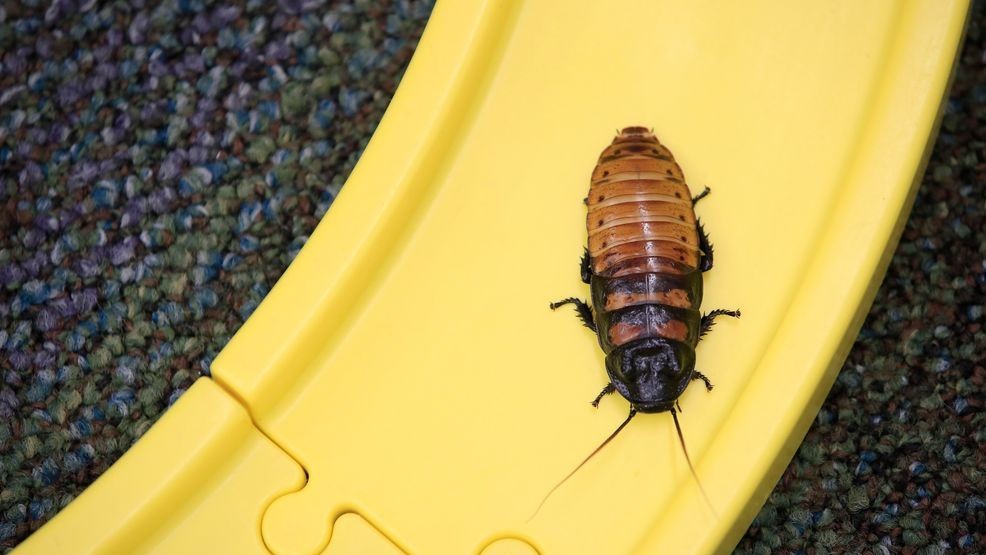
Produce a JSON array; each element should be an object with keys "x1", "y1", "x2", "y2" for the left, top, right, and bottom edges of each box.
[
  {"x1": 587, "y1": 127, "x2": 703, "y2": 353},
  {"x1": 587, "y1": 128, "x2": 700, "y2": 276}
]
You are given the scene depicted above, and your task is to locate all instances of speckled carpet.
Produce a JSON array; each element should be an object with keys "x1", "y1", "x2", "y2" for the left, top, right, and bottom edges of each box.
[{"x1": 1, "y1": 1, "x2": 983, "y2": 553}]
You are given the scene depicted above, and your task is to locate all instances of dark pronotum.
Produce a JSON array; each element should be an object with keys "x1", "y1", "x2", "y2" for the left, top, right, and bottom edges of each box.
[{"x1": 537, "y1": 126, "x2": 740, "y2": 516}]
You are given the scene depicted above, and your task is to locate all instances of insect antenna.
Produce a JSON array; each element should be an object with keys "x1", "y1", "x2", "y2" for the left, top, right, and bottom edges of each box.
[
  {"x1": 670, "y1": 407, "x2": 718, "y2": 517},
  {"x1": 528, "y1": 407, "x2": 638, "y2": 521}
]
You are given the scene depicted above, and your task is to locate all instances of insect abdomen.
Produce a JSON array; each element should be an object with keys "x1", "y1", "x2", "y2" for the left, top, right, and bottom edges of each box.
[
  {"x1": 587, "y1": 127, "x2": 703, "y2": 353},
  {"x1": 587, "y1": 129, "x2": 701, "y2": 276}
]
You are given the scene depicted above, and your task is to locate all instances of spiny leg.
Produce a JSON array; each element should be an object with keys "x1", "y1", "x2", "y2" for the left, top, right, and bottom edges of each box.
[
  {"x1": 580, "y1": 247, "x2": 592, "y2": 284},
  {"x1": 590, "y1": 383, "x2": 616, "y2": 407},
  {"x1": 692, "y1": 371, "x2": 714, "y2": 391},
  {"x1": 549, "y1": 297, "x2": 596, "y2": 332},
  {"x1": 691, "y1": 186, "x2": 711, "y2": 206},
  {"x1": 699, "y1": 309, "x2": 741, "y2": 339},
  {"x1": 697, "y1": 218, "x2": 714, "y2": 272}
]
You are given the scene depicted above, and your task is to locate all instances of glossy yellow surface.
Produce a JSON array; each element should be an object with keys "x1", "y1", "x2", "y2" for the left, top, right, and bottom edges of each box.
[
  {"x1": 18, "y1": 1, "x2": 967, "y2": 554},
  {"x1": 14, "y1": 379, "x2": 305, "y2": 554},
  {"x1": 323, "y1": 514, "x2": 404, "y2": 555},
  {"x1": 213, "y1": 1, "x2": 967, "y2": 553}
]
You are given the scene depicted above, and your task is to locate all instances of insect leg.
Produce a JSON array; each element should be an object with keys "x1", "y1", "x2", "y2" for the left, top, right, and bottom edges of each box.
[
  {"x1": 691, "y1": 186, "x2": 711, "y2": 206},
  {"x1": 580, "y1": 247, "x2": 592, "y2": 284},
  {"x1": 590, "y1": 383, "x2": 616, "y2": 407},
  {"x1": 549, "y1": 297, "x2": 597, "y2": 332},
  {"x1": 692, "y1": 371, "x2": 714, "y2": 391},
  {"x1": 697, "y1": 218, "x2": 714, "y2": 272},
  {"x1": 699, "y1": 309, "x2": 741, "y2": 338}
]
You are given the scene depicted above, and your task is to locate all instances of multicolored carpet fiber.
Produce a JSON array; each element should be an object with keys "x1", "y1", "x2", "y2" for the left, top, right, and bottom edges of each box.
[
  {"x1": 0, "y1": 0, "x2": 433, "y2": 549},
  {"x1": 1, "y1": 1, "x2": 983, "y2": 553}
]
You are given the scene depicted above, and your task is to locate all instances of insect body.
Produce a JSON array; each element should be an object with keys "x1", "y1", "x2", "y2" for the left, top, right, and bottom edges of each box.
[{"x1": 538, "y1": 126, "x2": 740, "y2": 514}]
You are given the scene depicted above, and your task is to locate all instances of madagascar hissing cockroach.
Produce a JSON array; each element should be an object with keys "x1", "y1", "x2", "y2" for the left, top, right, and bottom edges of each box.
[{"x1": 537, "y1": 126, "x2": 740, "y2": 515}]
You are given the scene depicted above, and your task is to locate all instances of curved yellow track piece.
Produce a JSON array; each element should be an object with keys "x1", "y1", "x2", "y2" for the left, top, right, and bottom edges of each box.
[
  {"x1": 14, "y1": 379, "x2": 305, "y2": 554},
  {"x1": 16, "y1": 1, "x2": 968, "y2": 554},
  {"x1": 214, "y1": 1, "x2": 968, "y2": 553}
]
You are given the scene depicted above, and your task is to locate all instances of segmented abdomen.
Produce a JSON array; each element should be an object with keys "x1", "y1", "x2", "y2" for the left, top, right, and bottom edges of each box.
[{"x1": 587, "y1": 127, "x2": 703, "y2": 353}]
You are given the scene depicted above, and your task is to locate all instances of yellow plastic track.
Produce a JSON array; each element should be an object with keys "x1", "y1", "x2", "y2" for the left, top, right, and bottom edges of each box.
[
  {"x1": 17, "y1": 1, "x2": 968, "y2": 554},
  {"x1": 14, "y1": 379, "x2": 305, "y2": 554}
]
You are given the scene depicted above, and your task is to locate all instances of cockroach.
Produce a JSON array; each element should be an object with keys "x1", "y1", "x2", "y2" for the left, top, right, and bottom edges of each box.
[{"x1": 537, "y1": 126, "x2": 740, "y2": 516}]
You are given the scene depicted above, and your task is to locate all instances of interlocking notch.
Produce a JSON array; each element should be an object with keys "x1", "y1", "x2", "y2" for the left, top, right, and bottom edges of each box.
[
  {"x1": 262, "y1": 502, "x2": 543, "y2": 554},
  {"x1": 13, "y1": 379, "x2": 307, "y2": 555},
  {"x1": 260, "y1": 486, "x2": 541, "y2": 554},
  {"x1": 257, "y1": 423, "x2": 540, "y2": 554},
  {"x1": 478, "y1": 537, "x2": 541, "y2": 554},
  {"x1": 321, "y1": 514, "x2": 405, "y2": 554},
  {"x1": 263, "y1": 500, "x2": 545, "y2": 555}
]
